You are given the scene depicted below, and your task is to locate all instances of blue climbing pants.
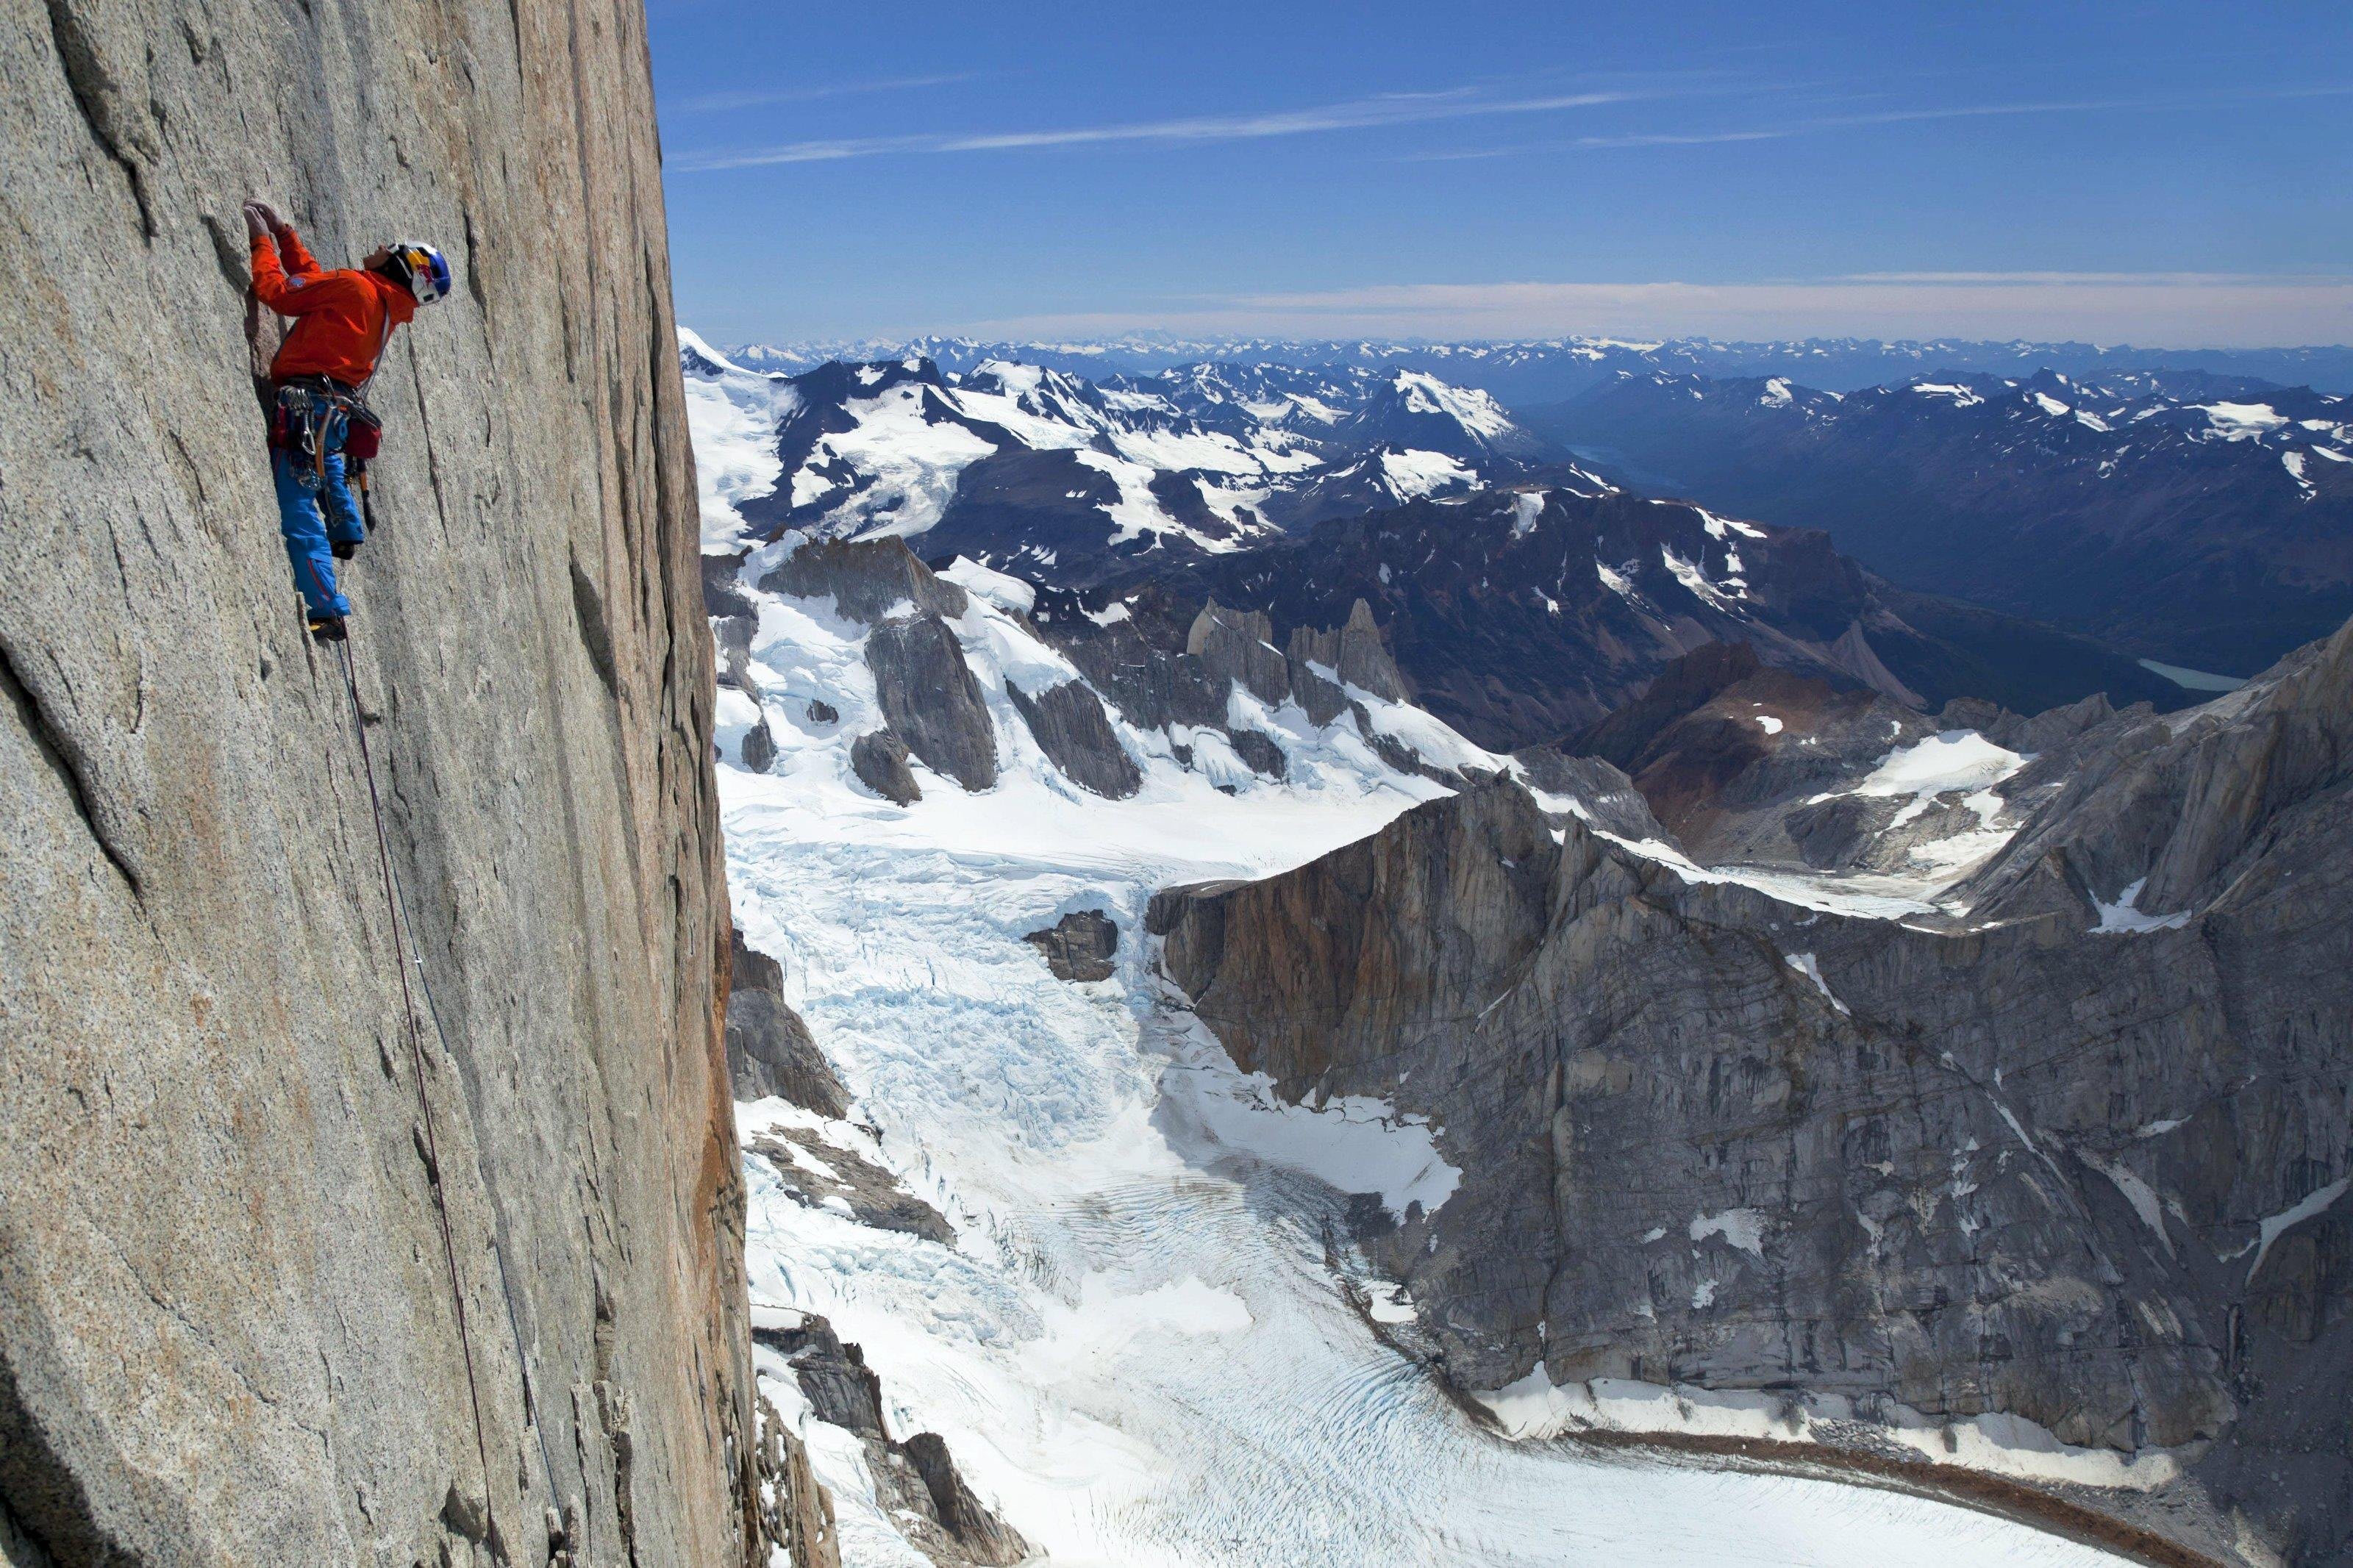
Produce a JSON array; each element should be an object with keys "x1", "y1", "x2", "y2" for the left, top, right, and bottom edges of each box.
[{"x1": 273, "y1": 428, "x2": 364, "y2": 618}]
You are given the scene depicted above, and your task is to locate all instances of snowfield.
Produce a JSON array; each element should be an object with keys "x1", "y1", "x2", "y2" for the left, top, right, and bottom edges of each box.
[
  {"x1": 713, "y1": 560, "x2": 2135, "y2": 1565},
  {"x1": 679, "y1": 327, "x2": 797, "y2": 550}
]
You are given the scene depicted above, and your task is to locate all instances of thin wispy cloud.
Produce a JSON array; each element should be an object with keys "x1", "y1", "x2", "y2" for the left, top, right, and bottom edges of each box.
[
  {"x1": 660, "y1": 10, "x2": 2349, "y2": 348},
  {"x1": 679, "y1": 73, "x2": 2353, "y2": 173},
  {"x1": 674, "y1": 86, "x2": 1638, "y2": 171},
  {"x1": 1416, "y1": 83, "x2": 2353, "y2": 162},
  {"x1": 670, "y1": 71, "x2": 979, "y2": 115},
  {"x1": 1412, "y1": 127, "x2": 1792, "y2": 160},
  {"x1": 974, "y1": 275, "x2": 2353, "y2": 347}
]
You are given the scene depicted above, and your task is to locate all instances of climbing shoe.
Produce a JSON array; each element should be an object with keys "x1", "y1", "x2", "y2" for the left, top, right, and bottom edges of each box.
[
  {"x1": 331, "y1": 538, "x2": 360, "y2": 561},
  {"x1": 307, "y1": 613, "x2": 349, "y2": 644}
]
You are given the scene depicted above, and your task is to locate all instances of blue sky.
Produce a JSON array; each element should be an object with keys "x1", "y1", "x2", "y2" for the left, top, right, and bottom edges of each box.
[{"x1": 646, "y1": 1, "x2": 2352, "y2": 346}]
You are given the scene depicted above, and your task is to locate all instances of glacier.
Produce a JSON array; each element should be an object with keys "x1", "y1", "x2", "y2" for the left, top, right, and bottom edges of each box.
[{"x1": 711, "y1": 573, "x2": 2136, "y2": 1566}]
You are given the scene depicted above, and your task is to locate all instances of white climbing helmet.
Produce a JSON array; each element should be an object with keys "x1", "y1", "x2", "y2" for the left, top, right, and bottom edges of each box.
[{"x1": 382, "y1": 240, "x2": 453, "y2": 304}]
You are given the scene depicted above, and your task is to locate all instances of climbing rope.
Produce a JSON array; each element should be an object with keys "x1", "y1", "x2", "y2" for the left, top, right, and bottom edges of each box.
[
  {"x1": 331, "y1": 637, "x2": 500, "y2": 1508},
  {"x1": 331, "y1": 631, "x2": 572, "y2": 1556}
]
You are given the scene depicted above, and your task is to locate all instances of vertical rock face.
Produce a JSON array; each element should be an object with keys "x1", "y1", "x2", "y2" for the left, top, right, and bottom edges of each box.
[
  {"x1": 866, "y1": 617, "x2": 999, "y2": 792},
  {"x1": 0, "y1": 0, "x2": 775, "y2": 1563},
  {"x1": 1004, "y1": 679, "x2": 1141, "y2": 799}
]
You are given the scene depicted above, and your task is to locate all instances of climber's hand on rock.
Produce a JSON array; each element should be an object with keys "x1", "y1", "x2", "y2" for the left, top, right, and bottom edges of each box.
[
  {"x1": 251, "y1": 201, "x2": 286, "y2": 234},
  {"x1": 243, "y1": 203, "x2": 272, "y2": 240}
]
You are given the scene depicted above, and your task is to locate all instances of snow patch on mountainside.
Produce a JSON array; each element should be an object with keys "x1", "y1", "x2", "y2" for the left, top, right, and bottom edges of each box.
[
  {"x1": 2199, "y1": 401, "x2": 2288, "y2": 439},
  {"x1": 1785, "y1": 952, "x2": 1849, "y2": 1013},
  {"x1": 1154, "y1": 1004, "x2": 1460, "y2": 1220},
  {"x1": 937, "y1": 556, "x2": 1039, "y2": 615},
  {"x1": 1838, "y1": 732, "x2": 2025, "y2": 825},
  {"x1": 1660, "y1": 543, "x2": 1740, "y2": 606},
  {"x1": 1374, "y1": 447, "x2": 1477, "y2": 498},
  {"x1": 2090, "y1": 878, "x2": 2192, "y2": 934}
]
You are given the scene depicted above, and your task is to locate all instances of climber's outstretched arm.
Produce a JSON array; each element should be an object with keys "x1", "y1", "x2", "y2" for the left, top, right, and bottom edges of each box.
[
  {"x1": 245, "y1": 201, "x2": 335, "y2": 316},
  {"x1": 274, "y1": 221, "x2": 324, "y2": 281}
]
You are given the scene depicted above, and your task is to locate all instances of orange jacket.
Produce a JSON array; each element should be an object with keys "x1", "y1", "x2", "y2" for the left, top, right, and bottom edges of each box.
[{"x1": 251, "y1": 226, "x2": 416, "y2": 388}]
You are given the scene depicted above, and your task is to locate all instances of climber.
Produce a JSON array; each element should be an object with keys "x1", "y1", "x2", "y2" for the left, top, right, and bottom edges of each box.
[{"x1": 245, "y1": 200, "x2": 451, "y2": 642}]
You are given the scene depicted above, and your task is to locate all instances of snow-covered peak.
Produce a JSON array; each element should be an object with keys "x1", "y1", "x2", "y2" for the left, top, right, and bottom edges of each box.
[
  {"x1": 1388, "y1": 369, "x2": 1520, "y2": 443},
  {"x1": 1341, "y1": 368, "x2": 1543, "y2": 462},
  {"x1": 678, "y1": 324, "x2": 767, "y2": 379},
  {"x1": 677, "y1": 327, "x2": 802, "y2": 550}
]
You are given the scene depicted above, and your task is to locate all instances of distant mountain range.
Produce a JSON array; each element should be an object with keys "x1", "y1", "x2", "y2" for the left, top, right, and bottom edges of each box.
[
  {"x1": 682, "y1": 332, "x2": 1577, "y2": 585},
  {"x1": 1525, "y1": 368, "x2": 2353, "y2": 676},
  {"x1": 684, "y1": 329, "x2": 2202, "y2": 740},
  {"x1": 721, "y1": 334, "x2": 2353, "y2": 401}
]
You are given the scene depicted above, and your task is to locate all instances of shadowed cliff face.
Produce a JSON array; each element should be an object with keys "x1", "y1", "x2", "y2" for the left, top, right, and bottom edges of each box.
[
  {"x1": 0, "y1": 0, "x2": 778, "y2": 1563},
  {"x1": 1151, "y1": 619, "x2": 2353, "y2": 1567}
]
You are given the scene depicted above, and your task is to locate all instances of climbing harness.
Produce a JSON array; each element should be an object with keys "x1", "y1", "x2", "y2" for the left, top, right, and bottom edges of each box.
[
  {"x1": 272, "y1": 375, "x2": 385, "y2": 529},
  {"x1": 329, "y1": 633, "x2": 571, "y2": 1557}
]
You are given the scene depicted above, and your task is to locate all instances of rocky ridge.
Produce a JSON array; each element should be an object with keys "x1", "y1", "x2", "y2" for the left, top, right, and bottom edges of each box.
[
  {"x1": 1149, "y1": 617, "x2": 2353, "y2": 1565},
  {"x1": 1069, "y1": 486, "x2": 2181, "y2": 751},
  {"x1": 752, "y1": 1315, "x2": 1030, "y2": 1568},
  {"x1": 705, "y1": 533, "x2": 1504, "y2": 805},
  {"x1": 1547, "y1": 640, "x2": 2123, "y2": 875},
  {"x1": 726, "y1": 926, "x2": 851, "y2": 1115}
]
